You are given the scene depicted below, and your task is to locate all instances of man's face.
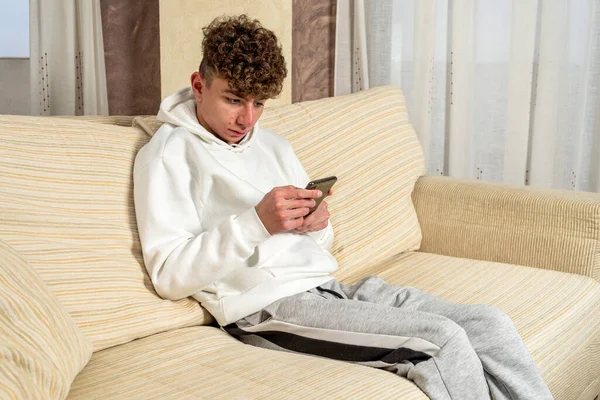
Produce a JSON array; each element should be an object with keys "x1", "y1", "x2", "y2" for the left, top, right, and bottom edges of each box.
[{"x1": 191, "y1": 72, "x2": 266, "y2": 144}]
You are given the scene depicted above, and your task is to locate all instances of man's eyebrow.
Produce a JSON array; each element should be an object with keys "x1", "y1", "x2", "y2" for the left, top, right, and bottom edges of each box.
[
  {"x1": 223, "y1": 89, "x2": 243, "y2": 97},
  {"x1": 222, "y1": 89, "x2": 266, "y2": 102}
]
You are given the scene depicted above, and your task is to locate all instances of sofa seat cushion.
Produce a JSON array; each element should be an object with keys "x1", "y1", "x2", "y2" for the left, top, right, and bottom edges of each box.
[
  {"x1": 68, "y1": 326, "x2": 427, "y2": 399},
  {"x1": 0, "y1": 238, "x2": 92, "y2": 399},
  {"x1": 333, "y1": 251, "x2": 600, "y2": 399},
  {"x1": 0, "y1": 116, "x2": 210, "y2": 352}
]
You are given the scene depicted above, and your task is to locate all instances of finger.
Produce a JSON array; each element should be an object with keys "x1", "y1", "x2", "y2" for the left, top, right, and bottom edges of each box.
[
  {"x1": 285, "y1": 198, "x2": 316, "y2": 210},
  {"x1": 296, "y1": 209, "x2": 328, "y2": 232},
  {"x1": 294, "y1": 211, "x2": 314, "y2": 232},
  {"x1": 296, "y1": 218, "x2": 327, "y2": 233},
  {"x1": 283, "y1": 217, "x2": 304, "y2": 231},
  {"x1": 276, "y1": 186, "x2": 322, "y2": 200},
  {"x1": 284, "y1": 207, "x2": 311, "y2": 219},
  {"x1": 328, "y1": 188, "x2": 333, "y2": 196},
  {"x1": 294, "y1": 188, "x2": 322, "y2": 199},
  {"x1": 274, "y1": 186, "x2": 313, "y2": 200},
  {"x1": 300, "y1": 212, "x2": 316, "y2": 227}
]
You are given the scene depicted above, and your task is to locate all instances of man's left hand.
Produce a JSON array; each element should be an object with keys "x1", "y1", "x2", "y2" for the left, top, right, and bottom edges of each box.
[{"x1": 294, "y1": 189, "x2": 332, "y2": 233}]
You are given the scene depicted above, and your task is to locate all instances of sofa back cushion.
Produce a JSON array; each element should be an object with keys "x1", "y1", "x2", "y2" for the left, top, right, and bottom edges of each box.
[
  {"x1": 261, "y1": 86, "x2": 425, "y2": 277},
  {"x1": 0, "y1": 238, "x2": 92, "y2": 399},
  {"x1": 0, "y1": 116, "x2": 210, "y2": 352},
  {"x1": 134, "y1": 86, "x2": 425, "y2": 277}
]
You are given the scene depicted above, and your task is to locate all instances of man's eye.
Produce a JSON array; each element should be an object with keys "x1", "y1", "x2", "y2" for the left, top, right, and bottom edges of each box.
[
  {"x1": 255, "y1": 102, "x2": 264, "y2": 107},
  {"x1": 228, "y1": 98, "x2": 240, "y2": 104}
]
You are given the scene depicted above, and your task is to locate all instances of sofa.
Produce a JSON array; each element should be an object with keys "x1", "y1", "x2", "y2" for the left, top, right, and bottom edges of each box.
[{"x1": 1, "y1": 86, "x2": 599, "y2": 399}]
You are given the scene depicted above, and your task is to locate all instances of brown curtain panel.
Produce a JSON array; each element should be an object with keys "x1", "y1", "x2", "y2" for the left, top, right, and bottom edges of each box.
[
  {"x1": 292, "y1": 0, "x2": 336, "y2": 103},
  {"x1": 100, "y1": 0, "x2": 161, "y2": 116}
]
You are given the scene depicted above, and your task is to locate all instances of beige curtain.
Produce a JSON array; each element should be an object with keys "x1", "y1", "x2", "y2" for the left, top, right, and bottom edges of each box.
[
  {"x1": 336, "y1": 0, "x2": 600, "y2": 192},
  {"x1": 30, "y1": 0, "x2": 108, "y2": 115}
]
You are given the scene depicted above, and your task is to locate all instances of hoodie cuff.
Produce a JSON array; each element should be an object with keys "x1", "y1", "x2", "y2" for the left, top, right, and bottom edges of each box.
[
  {"x1": 306, "y1": 220, "x2": 334, "y2": 251},
  {"x1": 234, "y1": 207, "x2": 272, "y2": 247}
]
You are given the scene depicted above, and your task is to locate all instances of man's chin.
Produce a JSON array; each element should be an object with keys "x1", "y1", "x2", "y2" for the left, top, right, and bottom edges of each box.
[
  {"x1": 224, "y1": 129, "x2": 247, "y2": 143},
  {"x1": 212, "y1": 132, "x2": 244, "y2": 145}
]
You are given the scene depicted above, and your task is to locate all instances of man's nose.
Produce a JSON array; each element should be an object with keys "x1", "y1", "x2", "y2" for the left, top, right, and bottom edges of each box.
[{"x1": 237, "y1": 103, "x2": 255, "y2": 128}]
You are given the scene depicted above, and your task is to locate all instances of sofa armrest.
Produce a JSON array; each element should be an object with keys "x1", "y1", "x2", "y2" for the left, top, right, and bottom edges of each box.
[{"x1": 411, "y1": 175, "x2": 600, "y2": 282}]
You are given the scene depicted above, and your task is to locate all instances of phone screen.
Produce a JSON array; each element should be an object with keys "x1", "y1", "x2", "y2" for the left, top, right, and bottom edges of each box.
[{"x1": 305, "y1": 176, "x2": 337, "y2": 215}]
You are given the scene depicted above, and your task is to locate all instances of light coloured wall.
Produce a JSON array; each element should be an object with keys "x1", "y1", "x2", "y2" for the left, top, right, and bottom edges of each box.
[
  {"x1": 159, "y1": 0, "x2": 292, "y2": 106},
  {"x1": 0, "y1": 58, "x2": 30, "y2": 115}
]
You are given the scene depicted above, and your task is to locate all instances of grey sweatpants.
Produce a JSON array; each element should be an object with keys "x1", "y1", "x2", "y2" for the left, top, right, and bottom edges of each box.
[{"x1": 224, "y1": 277, "x2": 552, "y2": 400}]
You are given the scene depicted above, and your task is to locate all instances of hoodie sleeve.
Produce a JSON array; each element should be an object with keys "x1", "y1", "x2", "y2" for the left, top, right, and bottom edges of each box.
[
  {"x1": 286, "y1": 143, "x2": 335, "y2": 252},
  {"x1": 134, "y1": 156, "x2": 271, "y2": 301}
]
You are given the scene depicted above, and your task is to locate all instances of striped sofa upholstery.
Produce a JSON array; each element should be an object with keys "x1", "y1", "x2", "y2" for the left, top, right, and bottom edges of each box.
[
  {"x1": 65, "y1": 252, "x2": 600, "y2": 400},
  {"x1": 412, "y1": 176, "x2": 600, "y2": 281},
  {"x1": 335, "y1": 251, "x2": 600, "y2": 399},
  {"x1": 1, "y1": 86, "x2": 600, "y2": 399},
  {"x1": 0, "y1": 116, "x2": 210, "y2": 353},
  {"x1": 261, "y1": 86, "x2": 426, "y2": 274},
  {"x1": 0, "y1": 239, "x2": 92, "y2": 399}
]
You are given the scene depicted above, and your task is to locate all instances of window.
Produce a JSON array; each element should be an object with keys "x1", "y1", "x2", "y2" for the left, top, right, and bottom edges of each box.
[{"x1": 0, "y1": 0, "x2": 29, "y2": 57}]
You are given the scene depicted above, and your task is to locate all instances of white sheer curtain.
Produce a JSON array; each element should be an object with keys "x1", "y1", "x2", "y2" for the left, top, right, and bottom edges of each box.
[
  {"x1": 29, "y1": 0, "x2": 108, "y2": 116},
  {"x1": 336, "y1": 0, "x2": 600, "y2": 192}
]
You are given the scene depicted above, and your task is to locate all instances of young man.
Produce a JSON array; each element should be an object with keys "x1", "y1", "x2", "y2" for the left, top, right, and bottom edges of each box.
[{"x1": 133, "y1": 14, "x2": 552, "y2": 400}]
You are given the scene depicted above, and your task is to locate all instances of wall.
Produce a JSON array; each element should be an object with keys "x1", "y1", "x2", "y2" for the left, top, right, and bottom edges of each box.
[
  {"x1": 0, "y1": 58, "x2": 30, "y2": 115},
  {"x1": 159, "y1": 0, "x2": 293, "y2": 106}
]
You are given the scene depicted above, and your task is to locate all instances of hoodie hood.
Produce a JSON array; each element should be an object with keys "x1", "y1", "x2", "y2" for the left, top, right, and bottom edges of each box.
[{"x1": 157, "y1": 87, "x2": 255, "y2": 153}]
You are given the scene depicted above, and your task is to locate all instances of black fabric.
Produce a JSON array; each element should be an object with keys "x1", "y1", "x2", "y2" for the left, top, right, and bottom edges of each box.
[
  {"x1": 224, "y1": 324, "x2": 431, "y2": 365},
  {"x1": 316, "y1": 286, "x2": 346, "y2": 299}
]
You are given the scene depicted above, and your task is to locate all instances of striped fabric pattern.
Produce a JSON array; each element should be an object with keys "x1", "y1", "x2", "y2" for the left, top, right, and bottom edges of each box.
[
  {"x1": 0, "y1": 238, "x2": 92, "y2": 400},
  {"x1": 261, "y1": 86, "x2": 425, "y2": 270},
  {"x1": 134, "y1": 86, "x2": 426, "y2": 273},
  {"x1": 68, "y1": 326, "x2": 428, "y2": 400},
  {"x1": 132, "y1": 115, "x2": 162, "y2": 137},
  {"x1": 412, "y1": 175, "x2": 600, "y2": 282},
  {"x1": 55, "y1": 115, "x2": 138, "y2": 127},
  {"x1": 335, "y1": 250, "x2": 600, "y2": 400},
  {"x1": 0, "y1": 116, "x2": 211, "y2": 352},
  {"x1": 67, "y1": 251, "x2": 600, "y2": 399}
]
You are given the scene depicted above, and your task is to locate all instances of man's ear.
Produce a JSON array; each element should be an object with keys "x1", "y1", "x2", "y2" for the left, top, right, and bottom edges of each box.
[{"x1": 190, "y1": 72, "x2": 205, "y2": 103}]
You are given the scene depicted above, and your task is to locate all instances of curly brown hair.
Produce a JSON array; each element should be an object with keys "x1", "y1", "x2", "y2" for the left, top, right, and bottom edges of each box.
[{"x1": 199, "y1": 15, "x2": 287, "y2": 100}]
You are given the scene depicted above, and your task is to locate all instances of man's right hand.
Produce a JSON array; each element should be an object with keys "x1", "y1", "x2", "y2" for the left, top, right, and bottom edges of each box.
[{"x1": 255, "y1": 185, "x2": 322, "y2": 235}]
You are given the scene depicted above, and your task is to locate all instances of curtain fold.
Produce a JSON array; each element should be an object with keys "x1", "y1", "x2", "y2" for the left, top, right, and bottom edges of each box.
[
  {"x1": 336, "y1": 0, "x2": 600, "y2": 192},
  {"x1": 529, "y1": 0, "x2": 569, "y2": 188},
  {"x1": 411, "y1": 0, "x2": 436, "y2": 164},
  {"x1": 503, "y1": 0, "x2": 538, "y2": 185},
  {"x1": 448, "y1": 0, "x2": 475, "y2": 178},
  {"x1": 30, "y1": 0, "x2": 108, "y2": 116}
]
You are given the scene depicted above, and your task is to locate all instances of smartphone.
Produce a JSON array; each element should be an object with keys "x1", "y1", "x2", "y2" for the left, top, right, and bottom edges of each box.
[{"x1": 305, "y1": 176, "x2": 337, "y2": 215}]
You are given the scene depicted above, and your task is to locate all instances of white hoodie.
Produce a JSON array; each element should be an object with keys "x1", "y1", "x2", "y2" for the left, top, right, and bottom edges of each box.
[{"x1": 133, "y1": 87, "x2": 337, "y2": 325}]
